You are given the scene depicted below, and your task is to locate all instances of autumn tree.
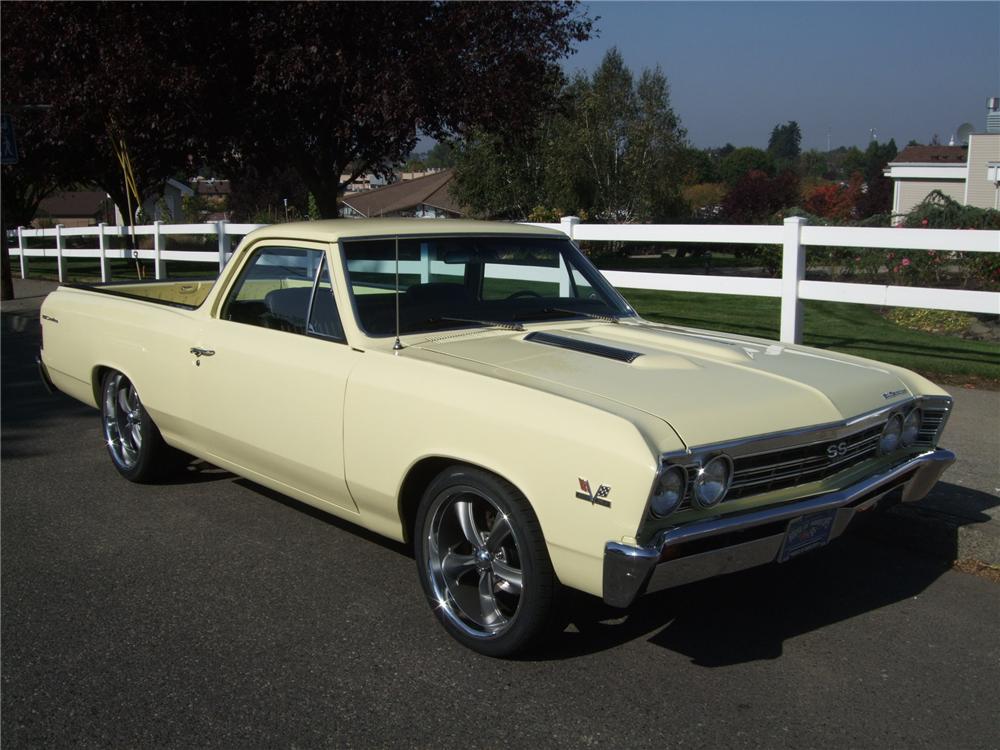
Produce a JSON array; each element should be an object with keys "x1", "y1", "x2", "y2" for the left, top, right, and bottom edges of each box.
[
  {"x1": 2, "y1": 2, "x2": 591, "y2": 224},
  {"x1": 2, "y1": 3, "x2": 220, "y2": 224},
  {"x1": 721, "y1": 170, "x2": 800, "y2": 223}
]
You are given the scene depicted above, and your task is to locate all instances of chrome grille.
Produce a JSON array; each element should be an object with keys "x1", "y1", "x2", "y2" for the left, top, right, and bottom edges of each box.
[
  {"x1": 916, "y1": 407, "x2": 947, "y2": 445},
  {"x1": 724, "y1": 424, "x2": 883, "y2": 501},
  {"x1": 672, "y1": 404, "x2": 949, "y2": 510}
]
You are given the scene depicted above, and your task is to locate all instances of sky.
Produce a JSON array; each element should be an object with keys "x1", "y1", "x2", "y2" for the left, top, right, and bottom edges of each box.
[{"x1": 565, "y1": 1, "x2": 1000, "y2": 151}]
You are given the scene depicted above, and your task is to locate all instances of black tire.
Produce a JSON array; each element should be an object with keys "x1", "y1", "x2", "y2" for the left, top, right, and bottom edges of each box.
[
  {"x1": 100, "y1": 370, "x2": 179, "y2": 483},
  {"x1": 415, "y1": 465, "x2": 557, "y2": 657}
]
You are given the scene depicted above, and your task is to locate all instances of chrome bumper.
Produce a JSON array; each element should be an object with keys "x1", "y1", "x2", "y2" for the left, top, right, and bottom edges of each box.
[{"x1": 603, "y1": 448, "x2": 955, "y2": 608}]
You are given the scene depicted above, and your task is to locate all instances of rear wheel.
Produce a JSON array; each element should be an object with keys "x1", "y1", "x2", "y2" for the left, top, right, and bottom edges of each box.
[
  {"x1": 415, "y1": 465, "x2": 557, "y2": 657},
  {"x1": 100, "y1": 370, "x2": 178, "y2": 483}
]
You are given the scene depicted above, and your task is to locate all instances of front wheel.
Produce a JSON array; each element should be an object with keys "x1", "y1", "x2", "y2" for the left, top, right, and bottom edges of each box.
[
  {"x1": 100, "y1": 370, "x2": 178, "y2": 483},
  {"x1": 415, "y1": 465, "x2": 557, "y2": 657}
]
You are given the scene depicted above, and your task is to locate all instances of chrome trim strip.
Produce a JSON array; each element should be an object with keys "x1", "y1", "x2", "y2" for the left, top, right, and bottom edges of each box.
[
  {"x1": 661, "y1": 395, "x2": 952, "y2": 462},
  {"x1": 604, "y1": 448, "x2": 955, "y2": 608},
  {"x1": 656, "y1": 449, "x2": 953, "y2": 549}
]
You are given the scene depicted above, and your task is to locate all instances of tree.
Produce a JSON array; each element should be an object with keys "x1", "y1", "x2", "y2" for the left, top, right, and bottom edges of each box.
[
  {"x1": 2, "y1": 1, "x2": 592, "y2": 226},
  {"x1": 452, "y1": 48, "x2": 688, "y2": 223},
  {"x1": 2, "y1": 3, "x2": 221, "y2": 226},
  {"x1": 721, "y1": 170, "x2": 800, "y2": 223},
  {"x1": 218, "y1": 2, "x2": 592, "y2": 217},
  {"x1": 569, "y1": 49, "x2": 687, "y2": 222},
  {"x1": 425, "y1": 142, "x2": 457, "y2": 170},
  {"x1": 767, "y1": 121, "x2": 802, "y2": 165},
  {"x1": 719, "y1": 147, "x2": 774, "y2": 186},
  {"x1": 855, "y1": 139, "x2": 897, "y2": 218},
  {"x1": 803, "y1": 174, "x2": 863, "y2": 220}
]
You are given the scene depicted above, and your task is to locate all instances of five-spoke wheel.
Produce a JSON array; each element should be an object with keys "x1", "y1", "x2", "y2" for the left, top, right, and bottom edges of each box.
[
  {"x1": 100, "y1": 370, "x2": 179, "y2": 482},
  {"x1": 416, "y1": 466, "x2": 556, "y2": 656},
  {"x1": 103, "y1": 371, "x2": 144, "y2": 472}
]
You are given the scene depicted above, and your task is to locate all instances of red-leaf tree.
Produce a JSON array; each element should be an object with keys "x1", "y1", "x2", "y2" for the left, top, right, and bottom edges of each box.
[{"x1": 2, "y1": 2, "x2": 591, "y2": 222}]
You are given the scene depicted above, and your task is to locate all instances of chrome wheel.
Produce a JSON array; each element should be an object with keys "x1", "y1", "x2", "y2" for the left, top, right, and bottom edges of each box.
[
  {"x1": 102, "y1": 372, "x2": 143, "y2": 471},
  {"x1": 424, "y1": 486, "x2": 524, "y2": 638}
]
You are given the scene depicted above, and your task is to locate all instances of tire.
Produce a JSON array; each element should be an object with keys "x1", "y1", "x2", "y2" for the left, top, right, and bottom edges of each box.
[
  {"x1": 415, "y1": 465, "x2": 557, "y2": 657},
  {"x1": 100, "y1": 370, "x2": 178, "y2": 483}
]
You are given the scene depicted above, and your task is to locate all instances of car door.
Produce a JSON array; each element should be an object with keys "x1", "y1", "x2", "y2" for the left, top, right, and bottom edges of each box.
[{"x1": 189, "y1": 241, "x2": 360, "y2": 512}]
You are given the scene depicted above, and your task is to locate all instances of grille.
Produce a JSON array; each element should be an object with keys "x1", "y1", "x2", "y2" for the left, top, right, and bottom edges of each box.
[
  {"x1": 673, "y1": 406, "x2": 947, "y2": 510},
  {"x1": 724, "y1": 424, "x2": 882, "y2": 501},
  {"x1": 916, "y1": 407, "x2": 947, "y2": 445}
]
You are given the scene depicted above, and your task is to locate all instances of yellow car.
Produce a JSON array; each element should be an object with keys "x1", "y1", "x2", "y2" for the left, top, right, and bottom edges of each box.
[{"x1": 38, "y1": 220, "x2": 955, "y2": 656}]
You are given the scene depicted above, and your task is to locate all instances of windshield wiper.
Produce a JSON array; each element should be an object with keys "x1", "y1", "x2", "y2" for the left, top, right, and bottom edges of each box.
[
  {"x1": 435, "y1": 316, "x2": 525, "y2": 331},
  {"x1": 535, "y1": 307, "x2": 621, "y2": 324}
]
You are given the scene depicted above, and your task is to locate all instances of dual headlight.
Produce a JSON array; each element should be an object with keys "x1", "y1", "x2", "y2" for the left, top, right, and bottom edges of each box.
[
  {"x1": 880, "y1": 407, "x2": 922, "y2": 454},
  {"x1": 649, "y1": 455, "x2": 733, "y2": 518}
]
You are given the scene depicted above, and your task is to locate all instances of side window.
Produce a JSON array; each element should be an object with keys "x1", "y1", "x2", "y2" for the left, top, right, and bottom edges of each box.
[
  {"x1": 222, "y1": 246, "x2": 344, "y2": 341},
  {"x1": 307, "y1": 258, "x2": 346, "y2": 340}
]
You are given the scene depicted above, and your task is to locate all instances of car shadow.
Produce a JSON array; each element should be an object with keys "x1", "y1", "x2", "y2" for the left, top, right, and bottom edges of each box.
[
  {"x1": 527, "y1": 529, "x2": 956, "y2": 664},
  {"x1": 231, "y1": 477, "x2": 413, "y2": 558}
]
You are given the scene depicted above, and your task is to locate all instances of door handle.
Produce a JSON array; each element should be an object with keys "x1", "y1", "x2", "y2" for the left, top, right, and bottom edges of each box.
[{"x1": 190, "y1": 347, "x2": 216, "y2": 358}]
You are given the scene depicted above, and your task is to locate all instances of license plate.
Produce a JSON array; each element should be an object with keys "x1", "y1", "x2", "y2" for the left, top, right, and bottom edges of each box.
[{"x1": 778, "y1": 509, "x2": 838, "y2": 563}]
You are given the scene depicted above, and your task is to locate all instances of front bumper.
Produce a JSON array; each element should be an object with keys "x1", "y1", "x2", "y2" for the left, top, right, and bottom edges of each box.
[{"x1": 603, "y1": 448, "x2": 955, "y2": 608}]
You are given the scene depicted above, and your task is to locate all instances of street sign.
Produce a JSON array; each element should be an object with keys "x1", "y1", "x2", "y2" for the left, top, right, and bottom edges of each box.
[{"x1": 1, "y1": 114, "x2": 19, "y2": 165}]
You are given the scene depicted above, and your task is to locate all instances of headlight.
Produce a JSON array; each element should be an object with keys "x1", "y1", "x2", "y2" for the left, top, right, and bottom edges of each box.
[
  {"x1": 879, "y1": 413, "x2": 904, "y2": 454},
  {"x1": 650, "y1": 466, "x2": 686, "y2": 518},
  {"x1": 901, "y1": 408, "x2": 922, "y2": 446},
  {"x1": 692, "y1": 455, "x2": 732, "y2": 509}
]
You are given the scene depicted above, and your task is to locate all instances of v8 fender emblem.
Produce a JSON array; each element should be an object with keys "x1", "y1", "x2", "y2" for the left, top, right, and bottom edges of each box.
[{"x1": 576, "y1": 478, "x2": 612, "y2": 508}]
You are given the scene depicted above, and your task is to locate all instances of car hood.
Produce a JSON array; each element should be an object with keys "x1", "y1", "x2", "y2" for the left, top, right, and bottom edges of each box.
[{"x1": 415, "y1": 321, "x2": 912, "y2": 448}]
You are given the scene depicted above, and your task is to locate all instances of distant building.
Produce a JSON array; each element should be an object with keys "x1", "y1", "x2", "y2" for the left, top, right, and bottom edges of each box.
[
  {"x1": 339, "y1": 168, "x2": 463, "y2": 219},
  {"x1": 188, "y1": 177, "x2": 231, "y2": 221},
  {"x1": 33, "y1": 190, "x2": 113, "y2": 228},
  {"x1": 884, "y1": 99, "x2": 1000, "y2": 222}
]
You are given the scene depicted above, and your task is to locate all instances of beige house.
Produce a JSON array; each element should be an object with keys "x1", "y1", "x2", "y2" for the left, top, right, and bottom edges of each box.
[
  {"x1": 338, "y1": 169, "x2": 463, "y2": 219},
  {"x1": 884, "y1": 134, "x2": 1000, "y2": 223}
]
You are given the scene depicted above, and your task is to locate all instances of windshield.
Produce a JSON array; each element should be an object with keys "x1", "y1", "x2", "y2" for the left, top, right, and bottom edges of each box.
[{"x1": 341, "y1": 235, "x2": 635, "y2": 336}]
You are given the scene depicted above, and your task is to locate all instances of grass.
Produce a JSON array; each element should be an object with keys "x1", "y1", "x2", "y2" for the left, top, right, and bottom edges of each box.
[
  {"x1": 620, "y1": 288, "x2": 1000, "y2": 384},
  {"x1": 20, "y1": 258, "x2": 999, "y2": 384}
]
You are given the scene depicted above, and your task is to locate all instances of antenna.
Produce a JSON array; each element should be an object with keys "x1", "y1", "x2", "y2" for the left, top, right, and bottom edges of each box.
[
  {"x1": 956, "y1": 122, "x2": 974, "y2": 145},
  {"x1": 393, "y1": 235, "x2": 403, "y2": 352}
]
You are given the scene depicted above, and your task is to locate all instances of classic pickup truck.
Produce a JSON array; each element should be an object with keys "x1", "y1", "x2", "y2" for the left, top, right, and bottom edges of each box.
[{"x1": 38, "y1": 219, "x2": 955, "y2": 656}]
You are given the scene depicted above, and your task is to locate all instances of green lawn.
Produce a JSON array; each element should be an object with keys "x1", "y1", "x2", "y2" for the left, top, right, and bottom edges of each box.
[{"x1": 621, "y1": 288, "x2": 1000, "y2": 383}]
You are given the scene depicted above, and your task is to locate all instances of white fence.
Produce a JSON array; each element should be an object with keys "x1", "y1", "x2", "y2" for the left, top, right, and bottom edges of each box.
[{"x1": 8, "y1": 217, "x2": 1000, "y2": 344}]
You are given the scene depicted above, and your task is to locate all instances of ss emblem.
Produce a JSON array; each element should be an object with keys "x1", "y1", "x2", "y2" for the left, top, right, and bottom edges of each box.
[{"x1": 826, "y1": 441, "x2": 848, "y2": 459}]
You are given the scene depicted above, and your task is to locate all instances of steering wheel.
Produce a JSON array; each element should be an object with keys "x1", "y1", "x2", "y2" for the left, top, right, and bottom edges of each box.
[{"x1": 506, "y1": 290, "x2": 543, "y2": 300}]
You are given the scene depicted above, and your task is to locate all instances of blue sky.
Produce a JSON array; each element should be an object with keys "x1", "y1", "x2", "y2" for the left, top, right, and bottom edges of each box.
[{"x1": 568, "y1": 1, "x2": 1000, "y2": 150}]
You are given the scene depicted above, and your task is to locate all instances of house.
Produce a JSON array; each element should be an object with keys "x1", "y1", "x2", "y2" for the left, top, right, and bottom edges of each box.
[
  {"x1": 338, "y1": 168, "x2": 463, "y2": 219},
  {"x1": 187, "y1": 177, "x2": 231, "y2": 221},
  {"x1": 33, "y1": 190, "x2": 114, "y2": 227},
  {"x1": 884, "y1": 99, "x2": 1000, "y2": 222}
]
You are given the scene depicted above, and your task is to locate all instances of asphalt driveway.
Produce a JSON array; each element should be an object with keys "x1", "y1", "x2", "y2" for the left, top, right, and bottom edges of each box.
[{"x1": 2, "y1": 283, "x2": 998, "y2": 749}]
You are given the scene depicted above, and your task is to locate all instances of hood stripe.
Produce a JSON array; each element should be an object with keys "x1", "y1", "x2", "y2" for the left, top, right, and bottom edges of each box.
[{"x1": 524, "y1": 332, "x2": 642, "y2": 364}]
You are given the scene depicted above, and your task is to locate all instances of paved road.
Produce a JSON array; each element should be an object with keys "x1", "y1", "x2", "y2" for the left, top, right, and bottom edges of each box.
[{"x1": 3, "y1": 292, "x2": 999, "y2": 749}]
